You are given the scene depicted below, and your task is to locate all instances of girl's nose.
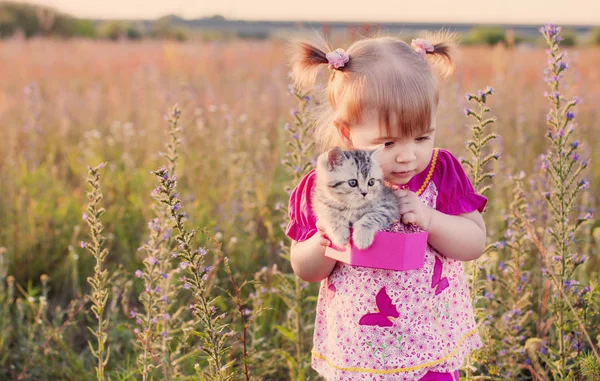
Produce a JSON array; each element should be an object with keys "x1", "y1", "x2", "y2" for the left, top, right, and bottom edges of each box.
[{"x1": 395, "y1": 149, "x2": 416, "y2": 163}]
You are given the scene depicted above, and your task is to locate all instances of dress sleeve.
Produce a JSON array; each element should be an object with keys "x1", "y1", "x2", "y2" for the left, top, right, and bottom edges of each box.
[
  {"x1": 435, "y1": 150, "x2": 488, "y2": 215},
  {"x1": 285, "y1": 170, "x2": 318, "y2": 242}
]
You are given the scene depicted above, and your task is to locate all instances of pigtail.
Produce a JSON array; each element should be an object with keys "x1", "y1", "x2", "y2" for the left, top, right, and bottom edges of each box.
[
  {"x1": 423, "y1": 30, "x2": 458, "y2": 79},
  {"x1": 288, "y1": 37, "x2": 333, "y2": 91}
]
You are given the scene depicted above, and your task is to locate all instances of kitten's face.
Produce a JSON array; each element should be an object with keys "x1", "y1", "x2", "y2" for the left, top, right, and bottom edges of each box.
[{"x1": 317, "y1": 148, "x2": 385, "y2": 203}]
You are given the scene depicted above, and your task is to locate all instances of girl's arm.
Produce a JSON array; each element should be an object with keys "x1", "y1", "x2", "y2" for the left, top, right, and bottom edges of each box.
[
  {"x1": 427, "y1": 209, "x2": 486, "y2": 262},
  {"x1": 290, "y1": 232, "x2": 337, "y2": 282}
]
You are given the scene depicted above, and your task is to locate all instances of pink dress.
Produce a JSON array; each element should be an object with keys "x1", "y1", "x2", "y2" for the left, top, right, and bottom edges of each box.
[{"x1": 286, "y1": 148, "x2": 488, "y2": 381}]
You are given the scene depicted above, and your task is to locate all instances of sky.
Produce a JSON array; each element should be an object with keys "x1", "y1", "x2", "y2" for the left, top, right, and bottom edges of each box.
[{"x1": 12, "y1": 0, "x2": 600, "y2": 25}]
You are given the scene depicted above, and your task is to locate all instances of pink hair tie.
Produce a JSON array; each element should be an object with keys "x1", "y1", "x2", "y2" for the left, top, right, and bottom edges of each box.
[
  {"x1": 326, "y1": 48, "x2": 350, "y2": 70},
  {"x1": 411, "y1": 38, "x2": 434, "y2": 58}
]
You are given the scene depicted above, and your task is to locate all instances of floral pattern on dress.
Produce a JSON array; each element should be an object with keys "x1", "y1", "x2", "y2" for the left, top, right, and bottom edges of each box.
[{"x1": 311, "y1": 181, "x2": 482, "y2": 381}]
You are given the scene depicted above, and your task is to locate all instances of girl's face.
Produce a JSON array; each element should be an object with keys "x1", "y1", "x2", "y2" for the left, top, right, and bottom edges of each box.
[{"x1": 339, "y1": 115, "x2": 436, "y2": 185}]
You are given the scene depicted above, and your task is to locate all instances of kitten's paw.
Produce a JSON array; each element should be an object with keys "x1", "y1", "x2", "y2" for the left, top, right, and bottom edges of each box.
[
  {"x1": 352, "y1": 227, "x2": 376, "y2": 250},
  {"x1": 329, "y1": 228, "x2": 350, "y2": 249}
]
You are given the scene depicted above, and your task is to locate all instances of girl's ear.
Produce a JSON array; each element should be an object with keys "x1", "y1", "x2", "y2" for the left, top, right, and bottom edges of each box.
[{"x1": 333, "y1": 119, "x2": 353, "y2": 148}]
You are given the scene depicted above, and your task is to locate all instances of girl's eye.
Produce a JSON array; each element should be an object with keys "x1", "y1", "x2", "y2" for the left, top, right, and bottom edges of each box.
[
  {"x1": 348, "y1": 179, "x2": 358, "y2": 187},
  {"x1": 417, "y1": 136, "x2": 431, "y2": 142},
  {"x1": 368, "y1": 179, "x2": 375, "y2": 186},
  {"x1": 384, "y1": 141, "x2": 395, "y2": 147}
]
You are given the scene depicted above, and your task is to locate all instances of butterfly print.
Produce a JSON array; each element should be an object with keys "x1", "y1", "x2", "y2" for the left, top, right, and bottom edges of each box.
[
  {"x1": 431, "y1": 255, "x2": 449, "y2": 295},
  {"x1": 359, "y1": 287, "x2": 399, "y2": 327}
]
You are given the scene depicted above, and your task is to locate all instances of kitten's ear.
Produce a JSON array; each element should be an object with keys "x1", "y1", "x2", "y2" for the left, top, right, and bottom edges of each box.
[
  {"x1": 370, "y1": 145, "x2": 385, "y2": 163},
  {"x1": 327, "y1": 148, "x2": 345, "y2": 171}
]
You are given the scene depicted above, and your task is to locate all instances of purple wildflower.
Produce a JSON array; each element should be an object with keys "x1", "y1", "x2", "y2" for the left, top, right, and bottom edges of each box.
[{"x1": 540, "y1": 24, "x2": 561, "y2": 38}]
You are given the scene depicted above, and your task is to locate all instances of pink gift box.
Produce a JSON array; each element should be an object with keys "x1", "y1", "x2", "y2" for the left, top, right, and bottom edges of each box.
[{"x1": 325, "y1": 231, "x2": 428, "y2": 271}]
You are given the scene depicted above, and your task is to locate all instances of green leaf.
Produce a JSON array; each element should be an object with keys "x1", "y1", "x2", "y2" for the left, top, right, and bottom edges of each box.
[{"x1": 274, "y1": 324, "x2": 297, "y2": 342}]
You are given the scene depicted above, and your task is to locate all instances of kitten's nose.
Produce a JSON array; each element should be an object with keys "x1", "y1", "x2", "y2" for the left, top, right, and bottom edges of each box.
[{"x1": 361, "y1": 192, "x2": 367, "y2": 197}]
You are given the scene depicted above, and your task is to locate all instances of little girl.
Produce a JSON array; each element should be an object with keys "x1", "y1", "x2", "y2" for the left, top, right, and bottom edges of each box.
[{"x1": 285, "y1": 33, "x2": 488, "y2": 381}]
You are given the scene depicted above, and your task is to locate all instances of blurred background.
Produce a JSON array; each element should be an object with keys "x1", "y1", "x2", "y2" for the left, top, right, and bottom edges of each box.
[
  {"x1": 1, "y1": 1, "x2": 599, "y2": 380},
  {"x1": 1, "y1": 0, "x2": 599, "y2": 43}
]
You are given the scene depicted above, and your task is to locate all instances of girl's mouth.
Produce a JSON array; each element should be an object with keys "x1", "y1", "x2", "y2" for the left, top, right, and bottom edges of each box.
[{"x1": 392, "y1": 170, "x2": 413, "y2": 176}]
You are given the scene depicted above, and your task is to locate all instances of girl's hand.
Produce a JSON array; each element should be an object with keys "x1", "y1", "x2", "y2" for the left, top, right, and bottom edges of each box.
[
  {"x1": 395, "y1": 189, "x2": 433, "y2": 230},
  {"x1": 314, "y1": 220, "x2": 332, "y2": 247}
]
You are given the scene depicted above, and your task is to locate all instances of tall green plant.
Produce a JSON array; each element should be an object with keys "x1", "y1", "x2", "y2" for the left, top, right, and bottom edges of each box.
[
  {"x1": 83, "y1": 162, "x2": 111, "y2": 381},
  {"x1": 276, "y1": 89, "x2": 318, "y2": 380}
]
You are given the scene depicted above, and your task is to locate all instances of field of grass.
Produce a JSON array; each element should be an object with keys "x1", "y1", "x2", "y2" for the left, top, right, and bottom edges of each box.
[{"x1": 0, "y1": 27, "x2": 599, "y2": 380}]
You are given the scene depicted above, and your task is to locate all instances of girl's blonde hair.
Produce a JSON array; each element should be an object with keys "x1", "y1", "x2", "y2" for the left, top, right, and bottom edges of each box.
[{"x1": 289, "y1": 32, "x2": 457, "y2": 151}]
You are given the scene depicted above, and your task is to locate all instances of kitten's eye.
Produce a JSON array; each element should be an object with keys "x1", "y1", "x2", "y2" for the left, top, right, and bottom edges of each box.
[
  {"x1": 348, "y1": 179, "x2": 358, "y2": 187},
  {"x1": 368, "y1": 179, "x2": 375, "y2": 186}
]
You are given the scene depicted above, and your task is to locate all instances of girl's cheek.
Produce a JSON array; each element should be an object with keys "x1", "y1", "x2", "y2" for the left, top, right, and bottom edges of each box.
[{"x1": 380, "y1": 155, "x2": 394, "y2": 168}]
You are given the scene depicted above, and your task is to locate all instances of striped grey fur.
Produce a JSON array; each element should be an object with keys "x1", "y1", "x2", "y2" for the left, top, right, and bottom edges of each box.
[{"x1": 312, "y1": 147, "x2": 400, "y2": 249}]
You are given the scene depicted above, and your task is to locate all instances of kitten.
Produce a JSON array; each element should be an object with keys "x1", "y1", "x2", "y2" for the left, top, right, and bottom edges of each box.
[{"x1": 312, "y1": 147, "x2": 400, "y2": 250}]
